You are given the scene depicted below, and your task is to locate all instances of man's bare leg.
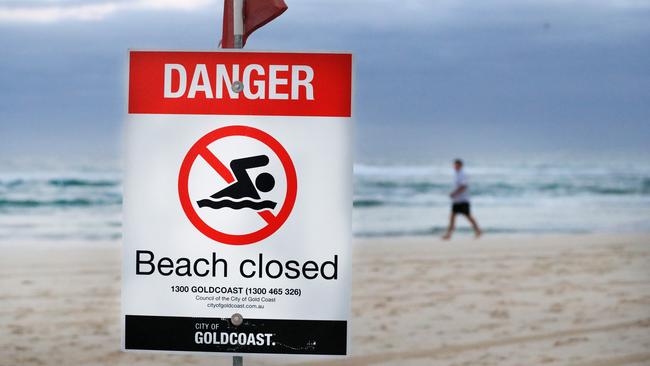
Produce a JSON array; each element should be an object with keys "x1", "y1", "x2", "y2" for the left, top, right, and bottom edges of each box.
[
  {"x1": 466, "y1": 214, "x2": 482, "y2": 238},
  {"x1": 442, "y1": 213, "x2": 456, "y2": 240}
]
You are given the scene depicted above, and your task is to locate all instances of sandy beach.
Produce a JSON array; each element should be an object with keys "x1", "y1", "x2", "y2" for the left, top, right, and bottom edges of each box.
[{"x1": 2, "y1": 234, "x2": 649, "y2": 366}]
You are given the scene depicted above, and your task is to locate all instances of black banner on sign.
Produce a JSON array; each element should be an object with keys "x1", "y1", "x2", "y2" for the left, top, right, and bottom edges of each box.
[{"x1": 124, "y1": 315, "x2": 347, "y2": 355}]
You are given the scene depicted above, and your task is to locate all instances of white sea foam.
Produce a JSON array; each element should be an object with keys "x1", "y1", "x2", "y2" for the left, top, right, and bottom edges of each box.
[{"x1": 1, "y1": 158, "x2": 649, "y2": 243}]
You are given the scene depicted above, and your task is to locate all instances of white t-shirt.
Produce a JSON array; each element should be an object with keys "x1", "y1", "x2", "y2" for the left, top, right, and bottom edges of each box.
[{"x1": 453, "y1": 169, "x2": 470, "y2": 203}]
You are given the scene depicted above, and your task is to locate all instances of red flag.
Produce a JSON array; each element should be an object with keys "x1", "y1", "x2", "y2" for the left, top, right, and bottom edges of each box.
[
  {"x1": 221, "y1": 0, "x2": 288, "y2": 48},
  {"x1": 243, "y1": 0, "x2": 288, "y2": 46}
]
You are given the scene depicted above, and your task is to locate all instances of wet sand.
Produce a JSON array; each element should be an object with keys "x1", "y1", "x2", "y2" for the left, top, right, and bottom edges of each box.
[{"x1": 1, "y1": 234, "x2": 649, "y2": 366}]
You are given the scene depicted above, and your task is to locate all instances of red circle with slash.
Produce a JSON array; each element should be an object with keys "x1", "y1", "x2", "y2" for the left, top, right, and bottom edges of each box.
[{"x1": 178, "y1": 125, "x2": 297, "y2": 245}]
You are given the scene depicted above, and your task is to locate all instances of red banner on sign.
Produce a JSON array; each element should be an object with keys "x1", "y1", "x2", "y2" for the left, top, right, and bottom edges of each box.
[{"x1": 128, "y1": 51, "x2": 352, "y2": 117}]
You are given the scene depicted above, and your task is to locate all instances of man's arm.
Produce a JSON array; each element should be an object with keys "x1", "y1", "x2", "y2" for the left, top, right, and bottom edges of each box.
[{"x1": 450, "y1": 185, "x2": 467, "y2": 198}]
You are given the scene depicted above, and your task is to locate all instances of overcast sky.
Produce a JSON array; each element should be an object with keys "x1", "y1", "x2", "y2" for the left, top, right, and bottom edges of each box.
[{"x1": 1, "y1": 0, "x2": 649, "y2": 163}]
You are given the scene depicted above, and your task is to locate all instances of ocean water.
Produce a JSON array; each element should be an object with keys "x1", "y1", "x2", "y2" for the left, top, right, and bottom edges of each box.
[
  {"x1": 1, "y1": 158, "x2": 649, "y2": 243},
  {"x1": 353, "y1": 162, "x2": 650, "y2": 237},
  {"x1": 0, "y1": 159, "x2": 122, "y2": 243}
]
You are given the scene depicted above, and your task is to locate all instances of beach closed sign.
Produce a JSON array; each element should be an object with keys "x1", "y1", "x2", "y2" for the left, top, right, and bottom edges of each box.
[{"x1": 122, "y1": 51, "x2": 352, "y2": 356}]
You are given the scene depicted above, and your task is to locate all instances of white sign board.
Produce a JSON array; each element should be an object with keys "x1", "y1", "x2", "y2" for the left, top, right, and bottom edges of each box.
[{"x1": 122, "y1": 50, "x2": 352, "y2": 355}]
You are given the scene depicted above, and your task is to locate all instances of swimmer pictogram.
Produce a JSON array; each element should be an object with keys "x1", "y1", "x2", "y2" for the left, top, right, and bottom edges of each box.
[
  {"x1": 178, "y1": 125, "x2": 297, "y2": 245},
  {"x1": 196, "y1": 155, "x2": 277, "y2": 211}
]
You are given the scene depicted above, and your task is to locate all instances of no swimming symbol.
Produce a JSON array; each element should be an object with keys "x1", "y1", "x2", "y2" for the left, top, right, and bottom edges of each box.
[{"x1": 178, "y1": 126, "x2": 297, "y2": 245}]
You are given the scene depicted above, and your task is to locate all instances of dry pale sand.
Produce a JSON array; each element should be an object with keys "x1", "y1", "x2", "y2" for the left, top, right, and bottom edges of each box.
[{"x1": 1, "y1": 234, "x2": 650, "y2": 366}]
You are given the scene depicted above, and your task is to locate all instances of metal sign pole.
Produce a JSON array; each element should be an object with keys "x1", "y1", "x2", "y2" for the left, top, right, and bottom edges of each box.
[
  {"x1": 228, "y1": 1, "x2": 244, "y2": 365},
  {"x1": 230, "y1": 313, "x2": 244, "y2": 366},
  {"x1": 233, "y1": 0, "x2": 244, "y2": 48},
  {"x1": 233, "y1": 356, "x2": 243, "y2": 366}
]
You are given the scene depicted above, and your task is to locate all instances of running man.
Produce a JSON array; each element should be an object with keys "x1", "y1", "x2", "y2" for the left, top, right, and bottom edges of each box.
[{"x1": 442, "y1": 159, "x2": 482, "y2": 239}]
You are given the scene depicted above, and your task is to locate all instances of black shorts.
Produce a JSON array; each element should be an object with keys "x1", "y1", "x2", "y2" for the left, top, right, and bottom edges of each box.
[{"x1": 452, "y1": 202, "x2": 470, "y2": 216}]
